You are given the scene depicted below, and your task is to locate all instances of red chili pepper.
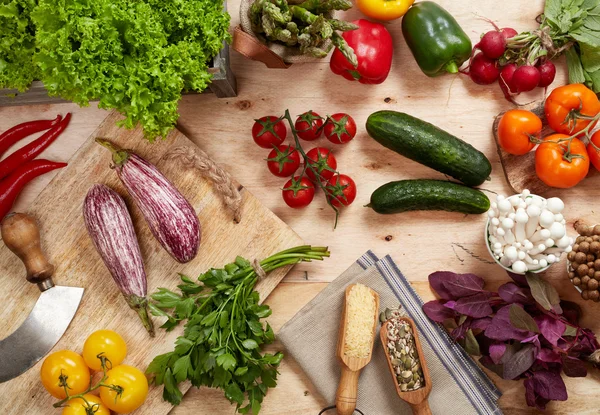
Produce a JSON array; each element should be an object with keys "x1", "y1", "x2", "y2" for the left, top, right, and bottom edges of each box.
[
  {"x1": 329, "y1": 19, "x2": 394, "y2": 85},
  {"x1": 0, "y1": 114, "x2": 63, "y2": 158},
  {"x1": 0, "y1": 159, "x2": 67, "y2": 221},
  {"x1": 0, "y1": 112, "x2": 71, "y2": 181}
]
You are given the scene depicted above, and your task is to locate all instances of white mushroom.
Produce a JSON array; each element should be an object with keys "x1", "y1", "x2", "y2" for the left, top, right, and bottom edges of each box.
[
  {"x1": 512, "y1": 261, "x2": 528, "y2": 273},
  {"x1": 549, "y1": 222, "x2": 565, "y2": 240},
  {"x1": 539, "y1": 210, "x2": 555, "y2": 228},
  {"x1": 546, "y1": 197, "x2": 564, "y2": 213}
]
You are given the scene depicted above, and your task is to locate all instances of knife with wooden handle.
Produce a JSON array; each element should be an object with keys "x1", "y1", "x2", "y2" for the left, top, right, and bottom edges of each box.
[{"x1": 0, "y1": 213, "x2": 84, "y2": 383}]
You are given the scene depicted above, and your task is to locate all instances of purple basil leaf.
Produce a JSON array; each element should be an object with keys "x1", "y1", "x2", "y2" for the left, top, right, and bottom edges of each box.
[
  {"x1": 531, "y1": 370, "x2": 568, "y2": 401},
  {"x1": 454, "y1": 293, "x2": 493, "y2": 318},
  {"x1": 479, "y1": 355, "x2": 504, "y2": 378},
  {"x1": 537, "y1": 348, "x2": 562, "y2": 363},
  {"x1": 422, "y1": 300, "x2": 455, "y2": 323},
  {"x1": 498, "y1": 282, "x2": 532, "y2": 304},
  {"x1": 534, "y1": 314, "x2": 566, "y2": 346},
  {"x1": 521, "y1": 334, "x2": 541, "y2": 351},
  {"x1": 524, "y1": 377, "x2": 536, "y2": 408},
  {"x1": 561, "y1": 355, "x2": 587, "y2": 377},
  {"x1": 489, "y1": 343, "x2": 506, "y2": 364},
  {"x1": 443, "y1": 300, "x2": 457, "y2": 309},
  {"x1": 509, "y1": 304, "x2": 540, "y2": 333},
  {"x1": 442, "y1": 273, "x2": 486, "y2": 298},
  {"x1": 428, "y1": 272, "x2": 458, "y2": 300},
  {"x1": 525, "y1": 273, "x2": 562, "y2": 314},
  {"x1": 569, "y1": 333, "x2": 598, "y2": 355},
  {"x1": 507, "y1": 271, "x2": 528, "y2": 286},
  {"x1": 471, "y1": 317, "x2": 492, "y2": 331},
  {"x1": 485, "y1": 305, "x2": 532, "y2": 341},
  {"x1": 560, "y1": 300, "x2": 582, "y2": 325},
  {"x1": 451, "y1": 318, "x2": 471, "y2": 340},
  {"x1": 524, "y1": 377, "x2": 551, "y2": 411},
  {"x1": 503, "y1": 344, "x2": 537, "y2": 380}
]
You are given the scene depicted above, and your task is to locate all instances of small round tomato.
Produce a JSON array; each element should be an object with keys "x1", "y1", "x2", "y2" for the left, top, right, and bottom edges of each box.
[
  {"x1": 305, "y1": 147, "x2": 337, "y2": 181},
  {"x1": 324, "y1": 113, "x2": 357, "y2": 144},
  {"x1": 544, "y1": 84, "x2": 600, "y2": 135},
  {"x1": 62, "y1": 394, "x2": 110, "y2": 415},
  {"x1": 295, "y1": 111, "x2": 324, "y2": 141},
  {"x1": 266, "y1": 145, "x2": 300, "y2": 177},
  {"x1": 41, "y1": 351, "x2": 90, "y2": 399},
  {"x1": 498, "y1": 109, "x2": 542, "y2": 155},
  {"x1": 282, "y1": 176, "x2": 315, "y2": 208},
  {"x1": 83, "y1": 330, "x2": 127, "y2": 371},
  {"x1": 100, "y1": 365, "x2": 148, "y2": 414},
  {"x1": 326, "y1": 174, "x2": 357, "y2": 207},
  {"x1": 535, "y1": 134, "x2": 590, "y2": 188},
  {"x1": 588, "y1": 131, "x2": 600, "y2": 172},
  {"x1": 252, "y1": 116, "x2": 287, "y2": 149}
]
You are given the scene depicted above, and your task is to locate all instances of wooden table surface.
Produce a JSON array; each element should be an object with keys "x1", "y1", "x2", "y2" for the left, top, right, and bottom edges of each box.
[{"x1": 2, "y1": 0, "x2": 600, "y2": 414}]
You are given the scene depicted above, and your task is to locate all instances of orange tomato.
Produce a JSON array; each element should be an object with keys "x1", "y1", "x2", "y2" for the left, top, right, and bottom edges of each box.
[
  {"x1": 41, "y1": 351, "x2": 90, "y2": 399},
  {"x1": 100, "y1": 365, "x2": 148, "y2": 413},
  {"x1": 544, "y1": 84, "x2": 600, "y2": 135},
  {"x1": 83, "y1": 330, "x2": 127, "y2": 371},
  {"x1": 498, "y1": 109, "x2": 542, "y2": 155},
  {"x1": 62, "y1": 394, "x2": 110, "y2": 415},
  {"x1": 588, "y1": 131, "x2": 600, "y2": 172},
  {"x1": 535, "y1": 134, "x2": 589, "y2": 188}
]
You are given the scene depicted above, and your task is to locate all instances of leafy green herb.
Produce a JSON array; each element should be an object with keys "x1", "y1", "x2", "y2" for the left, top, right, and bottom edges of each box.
[
  {"x1": 146, "y1": 246, "x2": 329, "y2": 414},
  {"x1": 2, "y1": 0, "x2": 230, "y2": 140},
  {"x1": 0, "y1": 0, "x2": 40, "y2": 92}
]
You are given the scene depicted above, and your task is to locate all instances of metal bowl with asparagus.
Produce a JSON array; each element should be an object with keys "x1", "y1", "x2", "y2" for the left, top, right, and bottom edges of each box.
[{"x1": 247, "y1": 0, "x2": 358, "y2": 64}]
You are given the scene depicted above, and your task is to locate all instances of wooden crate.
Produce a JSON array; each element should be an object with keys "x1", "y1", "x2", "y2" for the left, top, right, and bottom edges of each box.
[{"x1": 0, "y1": 42, "x2": 237, "y2": 106}]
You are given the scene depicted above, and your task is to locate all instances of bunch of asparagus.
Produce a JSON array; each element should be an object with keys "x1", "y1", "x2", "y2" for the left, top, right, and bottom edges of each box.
[{"x1": 249, "y1": 0, "x2": 358, "y2": 66}]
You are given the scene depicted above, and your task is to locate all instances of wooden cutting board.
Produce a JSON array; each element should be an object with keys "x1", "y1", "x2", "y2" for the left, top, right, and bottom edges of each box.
[
  {"x1": 492, "y1": 101, "x2": 598, "y2": 195},
  {"x1": 0, "y1": 111, "x2": 303, "y2": 414}
]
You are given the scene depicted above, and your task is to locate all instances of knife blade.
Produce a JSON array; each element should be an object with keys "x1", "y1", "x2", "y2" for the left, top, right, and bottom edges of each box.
[{"x1": 0, "y1": 213, "x2": 84, "y2": 383}]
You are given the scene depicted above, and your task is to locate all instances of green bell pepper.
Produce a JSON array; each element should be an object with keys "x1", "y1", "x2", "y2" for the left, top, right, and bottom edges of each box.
[{"x1": 401, "y1": 1, "x2": 472, "y2": 77}]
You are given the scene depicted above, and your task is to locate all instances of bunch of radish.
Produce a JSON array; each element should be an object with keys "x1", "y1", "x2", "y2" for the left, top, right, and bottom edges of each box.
[{"x1": 465, "y1": 23, "x2": 556, "y2": 102}]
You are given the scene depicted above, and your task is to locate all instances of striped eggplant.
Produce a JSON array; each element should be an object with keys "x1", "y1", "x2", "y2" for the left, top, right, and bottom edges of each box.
[
  {"x1": 96, "y1": 139, "x2": 201, "y2": 263},
  {"x1": 83, "y1": 184, "x2": 155, "y2": 337}
]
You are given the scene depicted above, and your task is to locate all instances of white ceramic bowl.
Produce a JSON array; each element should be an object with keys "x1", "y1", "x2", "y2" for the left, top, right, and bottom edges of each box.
[{"x1": 485, "y1": 193, "x2": 552, "y2": 275}]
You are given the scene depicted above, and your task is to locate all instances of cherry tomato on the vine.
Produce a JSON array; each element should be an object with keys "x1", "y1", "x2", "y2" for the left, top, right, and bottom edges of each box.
[
  {"x1": 544, "y1": 84, "x2": 600, "y2": 135},
  {"x1": 324, "y1": 113, "x2": 356, "y2": 144},
  {"x1": 535, "y1": 134, "x2": 589, "y2": 188},
  {"x1": 282, "y1": 176, "x2": 315, "y2": 208},
  {"x1": 295, "y1": 111, "x2": 324, "y2": 141},
  {"x1": 588, "y1": 131, "x2": 600, "y2": 172},
  {"x1": 326, "y1": 174, "x2": 357, "y2": 207},
  {"x1": 266, "y1": 145, "x2": 301, "y2": 177},
  {"x1": 62, "y1": 394, "x2": 110, "y2": 415},
  {"x1": 497, "y1": 109, "x2": 541, "y2": 155},
  {"x1": 83, "y1": 330, "x2": 127, "y2": 371},
  {"x1": 252, "y1": 116, "x2": 287, "y2": 148},
  {"x1": 100, "y1": 365, "x2": 148, "y2": 413},
  {"x1": 41, "y1": 350, "x2": 90, "y2": 399},
  {"x1": 305, "y1": 147, "x2": 337, "y2": 181}
]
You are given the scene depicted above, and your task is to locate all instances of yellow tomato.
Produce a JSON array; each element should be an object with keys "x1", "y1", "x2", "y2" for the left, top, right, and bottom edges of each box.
[
  {"x1": 357, "y1": 0, "x2": 414, "y2": 21},
  {"x1": 41, "y1": 350, "x2": 90, "y2": 399},
  {"x1": 100, "y1": 365, "x2": 148, "y2": 413},
  {"x1": 83, "y1": 330, "x2": 127, "y2": 371},
  {"x1": 62, "y1": 394, "x2": 110, "y2": 415}
]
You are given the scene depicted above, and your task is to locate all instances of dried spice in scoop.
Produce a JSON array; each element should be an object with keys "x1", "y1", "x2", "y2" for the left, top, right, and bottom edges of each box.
[{"x1": 385, "y1": 317, "x2": 424, "y2": 392}]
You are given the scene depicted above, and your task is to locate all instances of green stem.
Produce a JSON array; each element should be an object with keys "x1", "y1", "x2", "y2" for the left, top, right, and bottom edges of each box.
[{"x1": 95, "y1": 138, "x2": 130, "y2": 167}]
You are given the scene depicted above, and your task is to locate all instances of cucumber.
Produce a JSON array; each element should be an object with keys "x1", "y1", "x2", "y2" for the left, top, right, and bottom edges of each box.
[
  {"x1": 368, "y1": 179, "x2": 490, "y2": 214},
  {"x1": 366, "y1": 111, "x2": 492, "y2": 187}
]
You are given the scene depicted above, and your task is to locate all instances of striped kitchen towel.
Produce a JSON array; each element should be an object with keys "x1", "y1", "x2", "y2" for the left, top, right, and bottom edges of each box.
[{"x1": 278, "y1": 251, "x2": 503, "y2": 415}]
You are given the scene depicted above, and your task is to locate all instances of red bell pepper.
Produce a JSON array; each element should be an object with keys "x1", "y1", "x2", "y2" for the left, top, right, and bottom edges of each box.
[{"x1": 330, "y1": 19, "x2": 393, "y2": 85}]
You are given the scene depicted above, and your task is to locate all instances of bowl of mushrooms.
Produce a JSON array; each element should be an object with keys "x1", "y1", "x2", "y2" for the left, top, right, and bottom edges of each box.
[{"x1": 485, "y1": 190, "x2": 573, "y2": 274}]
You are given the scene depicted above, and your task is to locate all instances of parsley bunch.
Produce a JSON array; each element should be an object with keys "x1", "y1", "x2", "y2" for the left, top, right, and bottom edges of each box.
[{"x1": 146, "y1": 246, "x2": 330, "y2": 414}]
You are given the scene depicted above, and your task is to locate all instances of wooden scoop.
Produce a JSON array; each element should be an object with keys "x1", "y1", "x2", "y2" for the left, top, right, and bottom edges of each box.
[
  {"x1": 335, "y1": 284, "x2": 380, "y2": 415},
  {"x1": 380, "y1": 317, "x2": 432, "y2": 415}
]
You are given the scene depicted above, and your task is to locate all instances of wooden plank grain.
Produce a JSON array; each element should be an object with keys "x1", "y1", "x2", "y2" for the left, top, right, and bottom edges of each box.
[
  {"x1": 0, "y1": 111, "x2": 302, "y2": 414},
  {"x1": 1, "y1": 0, "x2": 600, "y2": 414}
]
